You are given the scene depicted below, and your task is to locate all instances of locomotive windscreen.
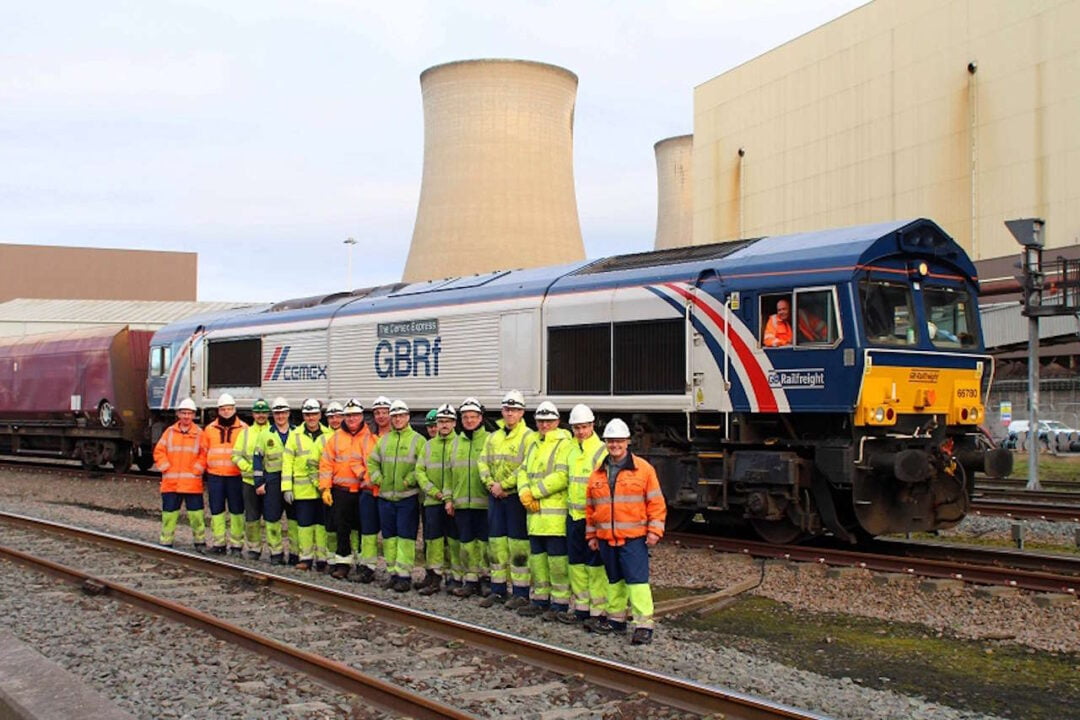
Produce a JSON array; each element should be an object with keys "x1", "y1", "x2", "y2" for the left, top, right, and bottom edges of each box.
[{"x1": 207, "y1": 338, "x2": 262, "y2": 388}]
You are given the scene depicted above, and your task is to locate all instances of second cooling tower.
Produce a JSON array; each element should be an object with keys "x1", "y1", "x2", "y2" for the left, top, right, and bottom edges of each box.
[
  {"x1": 654, "y1": 135, "x2": 694, "y2": 250},
  {"x1": 403, "y1": 59, "x2": 585, "y2": 283}
]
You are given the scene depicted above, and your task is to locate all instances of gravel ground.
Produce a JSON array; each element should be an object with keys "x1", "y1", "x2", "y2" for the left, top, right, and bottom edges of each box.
[{"x1": 3, "y1": 468, "x2": 1066, "y2": 719}]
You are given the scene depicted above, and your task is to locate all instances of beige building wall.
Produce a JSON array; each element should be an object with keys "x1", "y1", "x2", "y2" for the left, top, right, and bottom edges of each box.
[
  {"x1": 693, "y1": 0, "x2": 1080, "y2": 259},
  {"x1": 403, "y1": 59, "x2": 585, "y2": 283},
  {"x1": 654, "y1": 135, "x2": 694, "y2": 250},
  {"x1": 0, "y1": 244, "x2": 197, "y2": 302}
]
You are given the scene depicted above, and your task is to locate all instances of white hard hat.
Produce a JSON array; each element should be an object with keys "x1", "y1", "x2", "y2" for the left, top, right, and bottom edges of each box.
[
  {"x1": 371, "y1": 396, "x2": 392, "y2": 409},
  {"x1": 217, "y1": 393, "x2": 236, "y2": 408},
  {"x1": 325, "y1": 401, "x2": 344, "y2": 416},
  {"x1": 271, "y1": 397, "x2": 291, "y2": 412},
  {"x1": 301, "y1": 398, "x2": 321, "y2": 413},
  {"x1": 436, "y1": 403, "x2": 457, "y2": 420},
  {"x1": 534, "y1": 400, "x2": 560, "y2": 421},
  {"x1": 178, "y1": 398, "x2": 197, "y2": 412},
  {"x1": 501, "y1": 390, "x2": 525, "y2": 408},
  {"x1": 568, "y1": 404, "x2": 595, "y2": 425},
  {"x1": 602, "y1": 418, "x2": 631, "y2": 440},
  {"x1": 459, "y1": 397, "x2": 483, "y2": 414},
  {"x1": 342, "y1": 398, "x2": 364, "y2": 415},
  {"x1": 389, "y1": 399, "x2": 410, "y2": 416}
]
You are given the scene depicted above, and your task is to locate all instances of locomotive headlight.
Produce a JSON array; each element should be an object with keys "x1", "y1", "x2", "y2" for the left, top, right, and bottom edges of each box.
[
  {"x1": 873, "y1": 406, "x2": 886, "y2": 423},
  {"x1": 970, "y1": 407, "x2": 980, "y2": 422},
  {"x1": 918, "y1": 261, "x2": 929, "y2": 276}
]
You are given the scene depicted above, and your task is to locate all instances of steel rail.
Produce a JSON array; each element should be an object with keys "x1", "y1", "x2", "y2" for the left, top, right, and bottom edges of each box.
[
  {"x1": 975, "y1": 488, "x2": 1080, "y2": 504},
  {"x1": 666, "y1": 532, "x2": 1078, "y2": 595},
  {"x1": 0, "y1": 511, "x2": 826, "y2": 720},
  {"x1": 870, "y1": 538, "x2": 1080, "y2": 577},
  {"x1": 0, "y1": 542, "x2": 476, "y2": 720},
  {"x1": 970, "y1": 499, "x2": 1080, "y2": 522}
]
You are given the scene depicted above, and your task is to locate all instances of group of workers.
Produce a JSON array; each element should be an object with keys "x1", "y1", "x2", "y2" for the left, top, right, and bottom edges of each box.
[{"x1": 153, "y1": 391, "x2": 666, "y2": 645}]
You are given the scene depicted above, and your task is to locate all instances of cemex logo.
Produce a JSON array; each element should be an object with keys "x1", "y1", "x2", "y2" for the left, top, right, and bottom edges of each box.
[{"x1": 264, "y1": 346, "x2": 328, "y2": 382}]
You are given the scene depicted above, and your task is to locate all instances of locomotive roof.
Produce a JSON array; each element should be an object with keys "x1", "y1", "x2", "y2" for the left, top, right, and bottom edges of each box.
[{"x1": 152, "y1": 218, "x2": 975, "y2": 339}]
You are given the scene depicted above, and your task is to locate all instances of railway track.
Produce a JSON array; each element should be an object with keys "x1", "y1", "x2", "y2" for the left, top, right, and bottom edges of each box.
[
  {"x1": 969, "y1": 498, "x2": 1080, "y2": 523},
  {"x1": 0, "y1": 511, "x2": 827, "y2": 720},
  {"x1": 666, "y1": 532, "x2": 1079, "y2": 595}
]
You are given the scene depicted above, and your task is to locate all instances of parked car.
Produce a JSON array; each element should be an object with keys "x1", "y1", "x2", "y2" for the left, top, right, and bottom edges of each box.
[{"x1": 1003, "y1": 419, "x2": 1080, "y2": 451}]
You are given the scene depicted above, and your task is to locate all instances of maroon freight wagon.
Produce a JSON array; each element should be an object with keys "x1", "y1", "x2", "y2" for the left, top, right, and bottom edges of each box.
[{"x1": 0, "y1": 326, "x2": 153, "y2": 471}]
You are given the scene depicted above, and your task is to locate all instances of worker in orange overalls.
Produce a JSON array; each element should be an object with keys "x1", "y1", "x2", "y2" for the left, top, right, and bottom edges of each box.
[
  {"x1": 203, "y1": 393, "x2": 248, "y2": 555},
  {"x1": 585, "y1": 418, "x2": 666, "y2": 645},
  {"x1": 154, "y1": 397, "x2": 207, "y2": 551},
  {"x1": 319, "y1": 398, "x2": 370, "y2": 580}
]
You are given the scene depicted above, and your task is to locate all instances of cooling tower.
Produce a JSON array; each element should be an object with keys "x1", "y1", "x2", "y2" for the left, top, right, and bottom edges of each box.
[
  {"x1": 654, "y1": 134, "x2": 694, "y2": 250},
  {"x1": 403, "y1": 59, "x2": 585, "y2": 283}
]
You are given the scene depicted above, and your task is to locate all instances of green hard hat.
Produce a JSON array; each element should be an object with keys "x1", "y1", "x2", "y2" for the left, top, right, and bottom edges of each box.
[
  {"x1": 425, "y1": 408, "x2": 438, "y2": 425},
  {"x1": 252, "y1": 398, "x2": 271, "y2": 413}
]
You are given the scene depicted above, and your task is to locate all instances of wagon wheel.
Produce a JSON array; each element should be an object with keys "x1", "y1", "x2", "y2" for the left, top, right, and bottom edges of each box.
[
  {"x1": 750, "y1": 517, "x2": 804, "y2": 544},
  {"x1": 665, "y1": 509, "x2": 694, "y2": 532},
  {"x1": 98, "y1": 400, "x2": 115, "y2": 427},
  {"x1": 112, "y1": 445, "x2": 133, "y2": 474}
]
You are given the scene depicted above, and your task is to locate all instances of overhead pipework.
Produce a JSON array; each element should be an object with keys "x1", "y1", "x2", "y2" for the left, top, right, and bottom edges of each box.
[
  {"x1": 653, "y1": 134, "x2": 694, "y2": 250},
  {"x1": 403, "y1": 59, "x2": 585, "y2": 283}
]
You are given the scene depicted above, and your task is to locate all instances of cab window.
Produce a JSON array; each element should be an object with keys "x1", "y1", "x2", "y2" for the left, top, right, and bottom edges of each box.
[
  {"x1": 860, "y1": 280, "x2": 917, "y2": 346},
  {"x1": 150, "y1": 346, "x2": 172, "y2": 377},
  {"x1": 760, "y1": 294, "x2": 792, "y2": 348},
  {"x1": 923, "y1": 286, "x2": 979, "y2": 349},
  {"x1": 793, "y1": 288, "x2": 839, "y2": 346}
]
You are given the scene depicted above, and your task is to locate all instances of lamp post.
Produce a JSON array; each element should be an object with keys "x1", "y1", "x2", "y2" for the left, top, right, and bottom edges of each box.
[{"x1": 344, "y1": 237, "x2": 358, "y2": 290}]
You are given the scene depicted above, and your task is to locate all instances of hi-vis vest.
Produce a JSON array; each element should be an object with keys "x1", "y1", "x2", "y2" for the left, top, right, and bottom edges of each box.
[
  {"x1": 231, "y1": 422, "x2": 270, "y2": 485},
  {"x1": 478, "y1": 421, "x2": 535, "y2": 494},
  {"x1": 567, "y1": 433, "x2": 606, "y2": 522},
  {"x1": 416, "y1": 432, "x2": 455, "y2": 507},
  {"x1": 519, "y1": 428, "x2": 572, "y2": 536},
  {"x1": 202, "y1": 418, "x2": 247, "y2": 477},
  {"x1": 284, "y1": 423, "x2": 331, "y2": 499},
  {"x1": 154, "y1": 422, "x2": 205, "y2": 494},
  {"x1": 369, "y1": 426, "x2": 425, "y2": 501},
  {"x1": 448, "y1": 427, "x2": 489, "y2": 510}
]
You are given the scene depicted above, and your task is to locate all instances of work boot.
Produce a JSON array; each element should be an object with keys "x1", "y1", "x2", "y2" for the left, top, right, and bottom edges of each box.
[
  {"x1": 452, "y1": 583, "x2": 477, "y2": 599},
  {"x1": 229, "y1": 547, "x2": 242, "y2": 557},
  {"x1": 414, "y1": 569, "x2": 436, "y2": 590},
  {"x1": 418, "y1": 575, "x2": 442, "y2": 596},
  {"x1": 393, "y1": 578, "x2": 411, "y2": 593},
  {"x1": 589, "y1": 618, "x2": 614, "y2": 634},
  {"x1": 478, "y1": 593, "x2": 505, "y2": 608},
  {"x1": 478, "y1": 578, "x2": 492, "y2": 597},
  {"x1": 630, "y1": 628, "x2": 654, "y2": 645},
  {"x1": 192, "y1": 543, "x2": 206, "y2": 555},
  {"x1": 246, "y1": 551, "x2": 261, "y2": 561},
  {"x1": 381, "y1": 576, "x2": 397, "y2": 590},
  {"x1": 270, "y1": 554, "x2": 285, "y2": 566},
  {"x1": 160, "y1": 543, "x2": 174, "y2": 549},
  {"x1": 212, "y1": 546, "x2": 227, "y2": 555},
  {"x1": 296, "y1": 561, "x2": 311, "y2": 571},
  {"x1": 517, "y1": 604, "x2": 545, "y2": 618},
  {"x1": 288, "y1": 554, "x2": 300, "y2": 566},
  {"x1": 356, "y1": 566, "x2": 375, "y2": 584},
  {"x1": 555, "y1": 610, "x2": 582, "y2": 625},
  {"x1": 314, "y1": 561, "x2": 327, "y2": 572},
  {"x1": 504, "y1": 596, "x2": 530, "y2": 611},
  {"x1": 330, "y1": 565, "x2": 349, "y2": 580}
]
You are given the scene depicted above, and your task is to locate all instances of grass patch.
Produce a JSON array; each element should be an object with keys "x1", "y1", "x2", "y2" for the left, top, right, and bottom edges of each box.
[
  {"x1": 678, "y1": 595, "x2": 1080, "y2": 719},
  {"x1": 1009, "y1": 454, "x2": 1080, "y2": 484},
  {"x1": 902, "y1": 531, "x2": 1080, "y2": 556}
]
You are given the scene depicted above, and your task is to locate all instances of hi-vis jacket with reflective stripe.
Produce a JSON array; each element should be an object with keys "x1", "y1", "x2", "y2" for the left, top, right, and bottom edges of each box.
[
  {"x1": 318, "y1": 426, "x2": 373, "y2": 493},
  {"x1": 519, "y1": 428, "x2": 573, "y2": 536},
  {"x1": 154, "y1": 423, "x2": 206, "y2": 494},
  {"x1": 231, "y1": 422, "x2": 270, "y2": 486},
  {"x1": 253, "y1": 425, "x2": 291, "y2": 481},
  {"x1": 284, "y1": 423, "x2": 331, "y2": 499},
  {"x1": 202, "y1": 418, "x2": 247, "y2": 477},
  {"x1": 447, "y1": 427, "x2": 489, "y2": 510},
  {"x1": 369, "y1": 426, "x2": 425, "y2": 501},
  {"x1": 585, "y1": 452, "x2": 667, "y2": 546},
  {"x1": 415, "y1": 432, "x2": 455, "y2": 507},
  {"x1": 566, "y1": 433, "x2": 606, "y2": 522},
  {"x1": 478, "y1": 421, "x2": 535, "y2": 494}
]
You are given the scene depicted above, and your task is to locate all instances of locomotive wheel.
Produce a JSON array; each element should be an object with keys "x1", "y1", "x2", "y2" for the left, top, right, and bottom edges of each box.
[
  {"x1": 112, "y1": 446, "x2": 133, "y2": 474},
  {"x1": 135, "y1": 450, "x2": 154, "y2": 472},
  {"x1": 750, "y1": 517, "x2": 803, "y2": 544},
  {"x1": 665, "y1": 509, "x2": 694, "y2": 532}
]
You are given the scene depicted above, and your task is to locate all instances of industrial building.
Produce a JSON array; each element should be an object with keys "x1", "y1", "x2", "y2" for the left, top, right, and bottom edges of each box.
[
  {"x1": 692, "y1": 0, "x2": 1080, "y2": 262},
  {"x1": 0, "y1": 244, "x2": 197, "y2": 303},
  {"x1": 0, "y1": 299, "x2": 254, "y2": 339},
  {"x1": 403, "y1": 59, "x2": 585, "y2": 283}
]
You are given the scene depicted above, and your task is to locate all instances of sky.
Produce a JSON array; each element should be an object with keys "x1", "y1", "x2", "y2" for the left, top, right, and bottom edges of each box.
[{"x1": 2, "y1": 1, "x2": 867, "y2": 303}]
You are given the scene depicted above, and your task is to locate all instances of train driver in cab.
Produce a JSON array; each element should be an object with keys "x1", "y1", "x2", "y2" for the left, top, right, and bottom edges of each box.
[{"x1": 763, "y1": 297, "x2": 793, "y2": 347}]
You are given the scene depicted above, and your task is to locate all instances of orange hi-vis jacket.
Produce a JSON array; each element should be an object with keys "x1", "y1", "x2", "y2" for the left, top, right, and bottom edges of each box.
[
  {"x1": 202, "y1": 418, "x2": 247, "y2": 477},
  {"x1": 585, "y1": 452, "x2": 667, "y2": 546},
  {"x1": 319, "y1": 425, "x2": 373, "y2": 493},
  {"x1": 154, "y1": 422, "x2": 207, "y2": 494}
]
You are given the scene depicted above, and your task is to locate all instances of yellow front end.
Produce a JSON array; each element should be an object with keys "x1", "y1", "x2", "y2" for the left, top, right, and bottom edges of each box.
[{"x1": 855, "y1": 358, "x2": 986, "y2": 428}]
